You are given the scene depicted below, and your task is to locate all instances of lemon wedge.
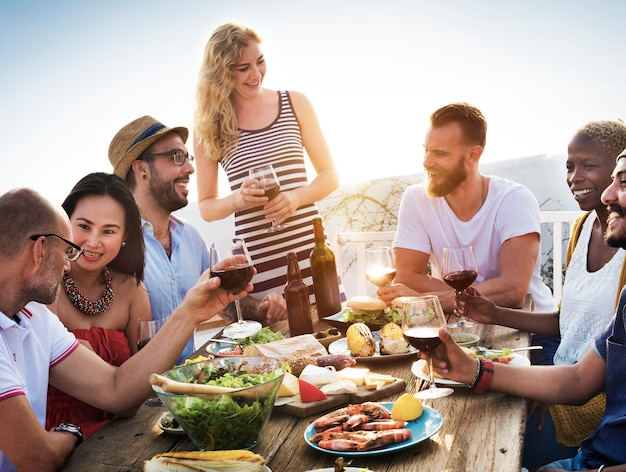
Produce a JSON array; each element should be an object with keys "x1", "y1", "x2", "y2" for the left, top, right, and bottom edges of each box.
[{"x1": 391, "y1": 393, "x2": 423, "y2": 421}]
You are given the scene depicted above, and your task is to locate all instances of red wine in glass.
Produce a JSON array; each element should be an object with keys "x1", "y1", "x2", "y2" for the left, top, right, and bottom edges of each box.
[
  {"x1": 402, "y1": 295, "x2": 453, "y2": 399},
  {"x1": 210, "y1": 265, "x2": 254, "y2": 293},
  {"x1": 248, "y1": 164, "x2": 286, "y2": 233},
  {"x1": 264, "y1": 185, "x2": 280, "y2": 201},
  {"x1": 211, "y1": 239, "x2": 262, "y2": 339},
  {"x1": 404, "y1": 326, "x2": 443, "y2": 353},
  {"x1": 442, "y1": 246, "x2": 479, "y2": 329},
  {"x1": 442, "y1": 270, "x2": 478, "y2": 291},
  {"x1": 137, "y1": 318, "x2": 165, "y2": 405}
]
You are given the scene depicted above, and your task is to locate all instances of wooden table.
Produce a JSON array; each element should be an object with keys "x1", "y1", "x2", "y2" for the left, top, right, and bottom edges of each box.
[{"x1": 61, "y1": 309, "x2": 530, "y2": 472}]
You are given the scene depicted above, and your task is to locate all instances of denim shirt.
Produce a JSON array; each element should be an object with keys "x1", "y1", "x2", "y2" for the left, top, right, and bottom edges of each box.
[
  {"x1": 142, "y1": 215, "x2": 210, "y2": 364},
  {"x1": 581, "y1": 288, "x2": 626, "y2": 467}
]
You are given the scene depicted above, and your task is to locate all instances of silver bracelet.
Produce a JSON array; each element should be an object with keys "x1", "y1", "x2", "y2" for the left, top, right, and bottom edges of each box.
[
  {"x1": 598, "y1": 465, "x2": 605, "y2": 472},
  {"x1": 469, "y1": 358, "x2": 482, "y2": 389}
]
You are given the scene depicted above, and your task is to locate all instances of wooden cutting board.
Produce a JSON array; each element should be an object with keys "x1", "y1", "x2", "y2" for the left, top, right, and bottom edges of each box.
[{"x1": 276, "y1": 377, "x2": 406, "y2": 418}]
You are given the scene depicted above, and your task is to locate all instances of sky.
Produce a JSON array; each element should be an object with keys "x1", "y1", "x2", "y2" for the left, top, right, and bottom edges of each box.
[{"x1": 2, "y1": 0, "x2": 626, "y2": 205}]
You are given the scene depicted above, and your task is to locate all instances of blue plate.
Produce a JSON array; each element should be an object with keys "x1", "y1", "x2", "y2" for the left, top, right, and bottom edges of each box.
[{"x1": 304, "y1": 402, "x2": 443, "y2": 456}]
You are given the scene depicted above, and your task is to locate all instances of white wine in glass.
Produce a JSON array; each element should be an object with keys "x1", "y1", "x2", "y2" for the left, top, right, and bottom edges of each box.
[
  {"x1": 442, "y1": 246, "x2": 478, "y2": 329},
  {"x1": 248, "y1": 164, "x2": 286, "y2": 233},
  {"x1": 210, "y1": 239, "x2": 261, "y2": 339},
  {"x1": 402, "y1": 295, "x2": 453, "y2": 399},
  {"x1": 365, "y1": 246, "x2": 396, "y2": 288}
]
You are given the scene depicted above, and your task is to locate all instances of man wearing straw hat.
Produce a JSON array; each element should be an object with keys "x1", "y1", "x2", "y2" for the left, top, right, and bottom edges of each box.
[{"x1": 109, "y1": 116, "x2": 287, "y2": 362}]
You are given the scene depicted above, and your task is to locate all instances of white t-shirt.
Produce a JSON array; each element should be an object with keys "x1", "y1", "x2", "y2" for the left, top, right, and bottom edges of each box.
[
  {"x1": 0, "y1": 302, "x2": 78, "y2": 472},
  {"x1": 554, "y1": 211, "x2": 625, "y2": 365},
  {"x1": 394, "y1": 175, "x2": 557, "y2": 312}
]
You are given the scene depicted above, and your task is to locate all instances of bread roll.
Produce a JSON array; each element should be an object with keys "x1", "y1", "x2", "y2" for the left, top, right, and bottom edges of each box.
[{"x1": 347, "y1": 296, "x2": 387, "y2": 312}]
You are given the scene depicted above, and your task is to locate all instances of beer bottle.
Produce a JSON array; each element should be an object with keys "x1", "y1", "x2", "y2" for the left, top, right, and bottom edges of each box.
[
  {"x1": 310, "y1": 217, "x2": 342, "y2": 318},
  {"x1": 284, "y1": 252, "x2": 313, "y2": 336}
]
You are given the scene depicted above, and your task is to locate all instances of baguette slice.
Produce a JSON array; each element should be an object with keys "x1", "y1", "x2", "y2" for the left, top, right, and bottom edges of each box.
[{"x1": 143, "y1": 450, "x2": 266, "y2": 472}]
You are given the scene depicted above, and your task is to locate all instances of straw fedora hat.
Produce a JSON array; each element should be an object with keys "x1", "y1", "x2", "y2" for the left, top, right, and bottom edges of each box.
[{"x1": 109, "y1": 116, "x2": 189, "y2": 178}]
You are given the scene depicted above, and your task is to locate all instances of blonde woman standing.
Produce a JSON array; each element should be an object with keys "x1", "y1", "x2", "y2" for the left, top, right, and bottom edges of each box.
[{"x1": 194, "y1": 22, "x2": 341, "y2": 303}]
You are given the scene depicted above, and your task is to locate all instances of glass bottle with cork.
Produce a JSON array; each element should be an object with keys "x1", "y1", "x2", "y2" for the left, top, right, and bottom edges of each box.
[
  {"x1": 310, "y1": 217, "x2": 342, "y2": 318},
  {"x1": 284, "y1": 252, "x2": 313, "y2": 336}
]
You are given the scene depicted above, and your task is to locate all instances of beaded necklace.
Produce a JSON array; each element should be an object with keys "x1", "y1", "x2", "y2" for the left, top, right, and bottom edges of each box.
[{"x1": 63, "y1": 267, "x2": 114, "y2": 316}]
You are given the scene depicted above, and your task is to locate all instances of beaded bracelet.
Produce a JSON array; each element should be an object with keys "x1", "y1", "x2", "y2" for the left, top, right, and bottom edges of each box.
[
  {"x1": 468, "y1": 358, "x2": 482, "y2": 389},
  {"x1": 473, "y1": 359, "x2": 494, "y2": 395}
]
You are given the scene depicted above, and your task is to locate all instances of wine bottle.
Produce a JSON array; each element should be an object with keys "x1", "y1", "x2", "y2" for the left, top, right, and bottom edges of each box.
[
  {"x1": 310, "y1": 217, "x2": 342, "y2": 318},
  {"x1": 284, "y1": 252, "x2": 313, "y2": 336}
]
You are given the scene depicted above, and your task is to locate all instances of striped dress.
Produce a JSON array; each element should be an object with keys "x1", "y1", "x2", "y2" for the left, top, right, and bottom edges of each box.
[{"x1": 220, "y1": 90, "x2": 320, "y2": 302}]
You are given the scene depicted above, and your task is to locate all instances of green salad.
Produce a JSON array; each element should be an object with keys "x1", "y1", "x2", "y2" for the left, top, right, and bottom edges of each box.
[
  {"x1": 234, "y1": 326, "x2": 283, "y2": 347},
  {"x1": 173, "y1": 392, "x2": 272, "y2": 450},
  {"x1": 474, "y1": 347, "x2": 514, "y2": 359},
  {"x1": 169, "y1": 360, "x2": 281, "y2": 450},
  {"x1": 344, "y1": 306, "x2": 402, "y2": 324}
]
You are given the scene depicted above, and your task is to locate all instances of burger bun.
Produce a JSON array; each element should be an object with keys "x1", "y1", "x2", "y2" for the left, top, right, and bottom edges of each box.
[{"x1": 347, "y1": 296, "x2": 387, "y2": 312}]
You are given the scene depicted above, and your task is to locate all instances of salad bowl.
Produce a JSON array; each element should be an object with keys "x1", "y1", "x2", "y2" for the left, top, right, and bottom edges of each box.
[{"x1": 151, "y1": 357, "x2": 284, "y2": 450}]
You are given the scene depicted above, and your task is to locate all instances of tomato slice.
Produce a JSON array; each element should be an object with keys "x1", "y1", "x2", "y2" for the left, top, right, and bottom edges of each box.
[
  {"x1": 494, "y1": 355, "x2": 515, "y2": 364},
  {"x1": 298, "y1": 378, "x2": 328, "y2": 403}
]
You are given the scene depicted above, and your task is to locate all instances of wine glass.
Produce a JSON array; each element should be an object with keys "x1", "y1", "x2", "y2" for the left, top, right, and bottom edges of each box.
[
  {"x1": 137, "y1": 318, "x2": 166, "y2": 405},
  {"x1": 402, "y1": 295, "x2": 454, "y2": 399},
  {"x1": 137, "y1": 318, "x2": 166, "y2": 351},
  {"x1": 442, "y1": 246, "x2": 478, "y2": 329},
  {"x1": 365, "y1": 246, "x2": 396, "y2": 289},
  {"x1": 210, "y1": 239, "x2": 262, "y2": 339},
  {"x1": 248, "y1": 164, "x2": 286, "y2": 233}
]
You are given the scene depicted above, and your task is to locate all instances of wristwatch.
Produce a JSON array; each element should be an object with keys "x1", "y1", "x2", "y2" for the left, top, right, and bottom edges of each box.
[{"x1": 53, "y1": 423, "x2": 84, "y2": 446}]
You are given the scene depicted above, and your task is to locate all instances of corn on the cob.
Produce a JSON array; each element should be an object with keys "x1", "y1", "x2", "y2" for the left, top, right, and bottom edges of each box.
[
  {"x1": 346, "y1": 323, "x2": 376, "y2": 357},
  {"x1": 379, "y1": 323, "x2": 409, "y2": 354},
  {"x1": 144, "y1": 449, "x2": 265, "y2": 471}
]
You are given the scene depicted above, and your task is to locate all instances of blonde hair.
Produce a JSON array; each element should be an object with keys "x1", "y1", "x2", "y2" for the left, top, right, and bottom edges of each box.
[{"x1": 194, "y1": 23, "x2": 262, "y2": 161}]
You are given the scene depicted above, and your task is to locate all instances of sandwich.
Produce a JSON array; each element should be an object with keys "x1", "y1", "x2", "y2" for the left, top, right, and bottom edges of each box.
[
  {"x1": 143, "y1": 450, "x2": 266, "y2": 471},
  {"x1": 344, "y1": 296, "x2": 390, "y2": 324}
]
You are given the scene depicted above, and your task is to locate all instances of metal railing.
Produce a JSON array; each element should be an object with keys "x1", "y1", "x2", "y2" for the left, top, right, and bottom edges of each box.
[{"x1": 330, "y1": 210, "x2": 580, "y2": 303}]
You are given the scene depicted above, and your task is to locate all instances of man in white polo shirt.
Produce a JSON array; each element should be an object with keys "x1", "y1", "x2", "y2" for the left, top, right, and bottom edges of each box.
[{"x1": 0, "y1": 187, "x2": 244, "y2": 471}]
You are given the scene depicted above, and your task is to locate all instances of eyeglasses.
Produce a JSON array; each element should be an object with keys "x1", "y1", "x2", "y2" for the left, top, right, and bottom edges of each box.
[
  {"x1": 30, "y1": 234, "x2": 84, "y2": 261},
  {"x1": 140, "y1": 149, "x2": 194, "y2": 166}
]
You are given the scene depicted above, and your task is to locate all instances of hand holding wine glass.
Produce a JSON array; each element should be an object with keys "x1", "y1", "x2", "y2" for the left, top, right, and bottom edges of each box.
[
  {"x1": 248, "y1": 164, "x2": 286, "y2": 233},
  {"x1": 442, "y1": 246, "x2": 478, "y2": 329},
  {"x1": 210, "y1": 238, "x2": 261, "y2": 339},
  {"x1": 365, "y1": 246, "x2": 396, "y2": 289},
  {"x1": 402, "y1": 295, "x2": 453, "y2": 399}
]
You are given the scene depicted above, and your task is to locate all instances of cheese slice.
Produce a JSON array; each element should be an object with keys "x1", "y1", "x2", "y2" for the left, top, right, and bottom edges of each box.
[
  {"x1": 320, "y1": 380, "x2": 358, "y2": 395},
  {"x1": 299, "y1": 365, "x2": 342, "y2": 386},
  {"x1": 364, "y1": 375, "x2": 379, "y2": 390},
  {"x1": 340, "y1": 367, "x2": 370, "y2": 386},
  {"x1": 278, "y1": 372, "x2": 300, "y2": 397},
  {"x1": 365, "y1": 372, "x2": 396, "y2": 383}
]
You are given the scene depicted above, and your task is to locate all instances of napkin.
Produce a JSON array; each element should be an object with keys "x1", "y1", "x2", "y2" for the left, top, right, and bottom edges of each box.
[{"x1": 242, "y1": 334, "x2": 327, "y2": 360}]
